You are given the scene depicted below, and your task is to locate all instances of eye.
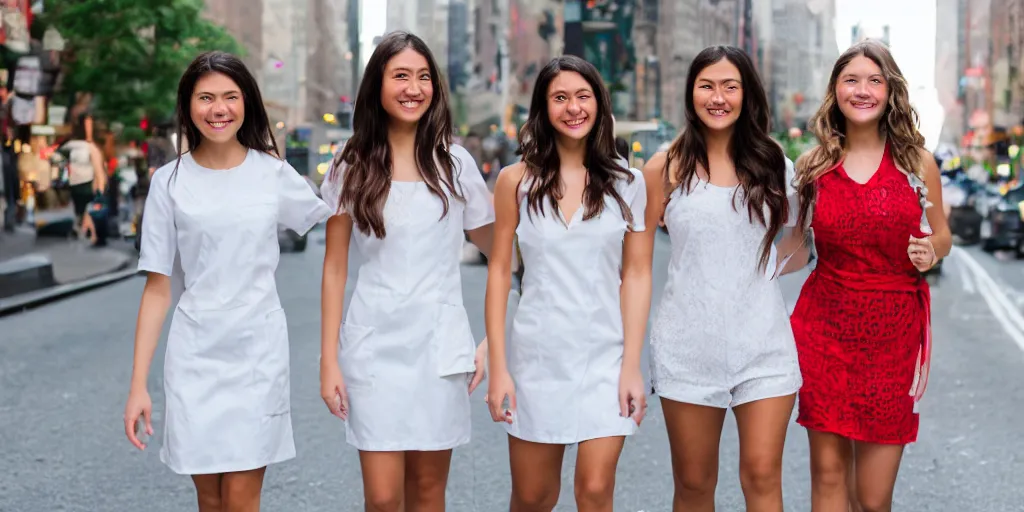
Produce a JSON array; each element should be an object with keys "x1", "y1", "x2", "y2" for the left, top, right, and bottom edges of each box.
[
  {"x1": 554, "y1": 94, "x2": 566, "y2": 101},
  {"x1": 872, "y1": 78, "x2": 883, "y2": 84},
  {"x1": 578, "y1": 94, "x2": 590, "y2": 100},
  {"x1": 395, "y1": 72, "x2": 408, "y2": 79},
  {"x1": 420, "y1": 73, "x2": 431, "y2": 80}
]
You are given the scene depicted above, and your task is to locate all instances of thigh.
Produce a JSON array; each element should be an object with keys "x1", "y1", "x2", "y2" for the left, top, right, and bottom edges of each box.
[
  {"x1": 360, "y1": 451, "x2": 407, "y2": 505},
  {"x1": 574, "y1": 436, "x2": 626, "y2": 487},
  {"x1": 220, "y1": 467, "x2": 267, "y2": 512},
  {"x1": 660, "y1": 398, "x2": 728, "y2": 484},
  {"x1": 853, "y1": 441, "x2": 904, "y2": 509},
  {"x1": 733, "y1": 394, "x2": 795, "y2": 467},
  {"x1": 509, "y1": 435, "x2": 566, "y2": 498},
  {"x1": 406, "y1": 449, "x2": 454, "y2": 489},
  {"x1": 807, "y1": 430, "x2": 854, "y2": 488},
  {"x1": 191, "y1": 474, "x2": 223, "y2": 512}
]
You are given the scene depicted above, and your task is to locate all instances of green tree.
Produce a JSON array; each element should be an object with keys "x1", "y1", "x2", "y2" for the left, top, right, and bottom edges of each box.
[{"x1": 39, "y1": 0, "x2": 241, "y2": 126}]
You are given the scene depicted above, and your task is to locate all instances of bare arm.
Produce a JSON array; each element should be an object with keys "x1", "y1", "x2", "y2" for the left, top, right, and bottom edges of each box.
[
  {"x1": 130, "y1": 274, "x2": 172, "y2": 393},
  {"x1": 622, "y1": 160, "x2": 664, "y2": 373},
  {"x1": 484, "y1": 165, "x2": 522, "y2": 377},
  {"x1": 467, "y1": 224, "x2": 494, "y2": 259},
  {"x1": 89, "y1": 143, "x2": 107, "y2": 192},
  {"x1": 321, "y1": 214, "x2": 353, "y2": 370},
  {"x1": 920, "y1": 149, "x2": 952, "y2": 261}
]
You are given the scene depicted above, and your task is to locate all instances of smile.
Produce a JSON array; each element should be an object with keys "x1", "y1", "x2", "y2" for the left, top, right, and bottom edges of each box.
[
  {"x1": 564, "y1": 118, "x2": 587, "y2": 128},
  {"x1": 400, "y1": 100, "x2": 422, "y2": 110},
  {"x1": 707, "y1": 109, "x2": 730, "y2": 117},
  {"x1": 207, "y1": 120, "x2": 232, "y2": 130},
  {"x1": 851, "y1": 101, "x2": 877, "y2": 109}
]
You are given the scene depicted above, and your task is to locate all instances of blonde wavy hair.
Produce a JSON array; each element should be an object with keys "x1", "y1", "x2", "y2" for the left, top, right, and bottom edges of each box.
[{"x1": 795, "y1": 40, "x2": 926, "y2": 229}]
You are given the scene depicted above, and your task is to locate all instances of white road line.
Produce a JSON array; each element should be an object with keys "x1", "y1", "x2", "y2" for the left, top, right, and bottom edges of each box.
[
  {"x1": 953, "y1": 255, "x2": 977, "y2": 295},
  {"x1": 953, "y1": 247, "x2": 1024, "y2": 353}
]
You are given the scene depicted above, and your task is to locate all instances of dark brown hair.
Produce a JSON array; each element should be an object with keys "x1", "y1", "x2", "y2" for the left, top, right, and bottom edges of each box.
[
  {"x1": 328, "y1": 31, "x2": 461, "y2": 238},
  {"x1": 518, "y1": 55, "x2": 634, "y2": 226},
  {"x1": 663, "y1": 45, "x2": 787, "y2": 272}
]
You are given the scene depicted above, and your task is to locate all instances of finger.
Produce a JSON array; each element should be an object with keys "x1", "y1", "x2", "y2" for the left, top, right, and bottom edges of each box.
[
  {"x1": 339, "y1": 388, "x2": 350, "y2": 420},
  {"x1": 143, "y1": 407, "x2": 153, "y2": 436},
  {"x1": 124, "y1": 415, "x2": 143, "y2": 451},
  {"x1": 618, "y1": 390, "x2": 630, "y2": 418},
  {"x1": 468, "y1": 368, "x2": 484, "y2": 394},
  {"x1": 488, "y1": 396, "x2": 502, "y2": 422},
  {"x1": 507, "y1": 393, "x2": 517, "y2": 424}
]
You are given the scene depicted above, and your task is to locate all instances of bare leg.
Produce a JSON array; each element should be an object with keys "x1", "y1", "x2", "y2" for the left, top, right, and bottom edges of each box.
[
  {"x1": 733, "y1": 395, "x2": 796, "y2": 512},
  {"x1": 508, "y1": 435, "x2": 566, "y2": 512},
  {"x1": 661, "y1": 398, "x2": 728, "y2": 512},
  {"x1": 219, "y1": 467, "x2": 267, "y2": 512},
  {"x1": 573, "y1": 436, "x2": 626, "y2": 512},
  {"x1": 405, "y1": 450, "x2": 454, "y2": 512}
]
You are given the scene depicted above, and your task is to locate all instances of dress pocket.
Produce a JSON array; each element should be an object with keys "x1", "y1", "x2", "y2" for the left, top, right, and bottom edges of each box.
[
  {"x1": 255, "y1": 308, "x2": 291, "y2": 416},
  {"x1": 340, "y1": 322, "x2": 376, "y2": 390},
  {"x1": 433, "y1": 303, "x2": 477, "y2": 377}
]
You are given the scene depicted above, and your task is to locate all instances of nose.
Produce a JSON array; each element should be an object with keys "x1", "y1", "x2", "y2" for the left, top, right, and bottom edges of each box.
[
  {"x1": 566, "y1": 97, "x2": 582, "y2": 115},
  {"x1": 407, "y1": 79, "x2": 422, "y2": 97},
  {"x1": 710, "y1": 88, "x2": 726, "y2": 104},
  {"x1": 853, "y1": 80, "x2": 871, "y2": 97}
]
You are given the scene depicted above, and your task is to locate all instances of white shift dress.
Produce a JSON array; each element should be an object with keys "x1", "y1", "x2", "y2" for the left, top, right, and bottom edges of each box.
[
  {"x1": 320, "y1": 144, "x2": 495, "y2": 451},
  {"x1": 507, "y1": 168, "x2": 647, "y2": 444},
  {"x1": 138, "y1": 149, "x2": 332, "y2": 475},
  {"x1": 649, "y1": 161, "x2": 802, "y2": 409}
]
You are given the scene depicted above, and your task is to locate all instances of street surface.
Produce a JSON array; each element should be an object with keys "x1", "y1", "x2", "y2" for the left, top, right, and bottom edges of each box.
[{"x1": 1, "y1": 229, "x2": 1023, "y2": 511}]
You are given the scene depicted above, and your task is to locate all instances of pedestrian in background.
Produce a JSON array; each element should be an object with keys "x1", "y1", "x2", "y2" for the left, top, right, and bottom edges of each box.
[
  {"x1": 485, "y1": 55, "x2": 653, "y2": 512},
  {"x1": 318, "y1": 31, "x2": 492, "y2": 511},
  {"x1": 123, "y1": 50, "x2": 331, "y2": 511},
  {"x1": 783, "y1": 39, "x2": 951, "y2": 511},
  {"x1": 643, "y1": 45, "x2": 802, "y2": 512}
]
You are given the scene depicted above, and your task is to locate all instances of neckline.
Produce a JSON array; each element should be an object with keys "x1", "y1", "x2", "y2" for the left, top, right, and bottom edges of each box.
[
  {"x1": 839, "y1": 141, "x2": 890, "y2": 186},
  {"x1": 186, "y1": 148, "x2": 253, "y2": 173}
]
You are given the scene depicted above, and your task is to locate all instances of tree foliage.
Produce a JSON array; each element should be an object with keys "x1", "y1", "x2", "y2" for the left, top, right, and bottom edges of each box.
[{"x1": 39, "y1": 0, "x2": 241, "y2": 125}]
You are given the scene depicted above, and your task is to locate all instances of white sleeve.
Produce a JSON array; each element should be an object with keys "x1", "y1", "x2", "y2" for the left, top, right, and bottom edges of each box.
[
  {"x1": 452, "y1": 144, "x2": 495, "y2": 230},
  {"x1": 319, "y1": 159, "x2": 345, "y2": 215},
  {"x1": 784, "y1": 157, "x2": 799, "y2": 228},
  {"x1": 137, "y1": 166, "x2": 177, "y2": 276},
  {"x1": 626, "y1": 168, "x2": 647, "y2": 232},
  {"x1": 278, "y1": 161, "x2": 332, "y2": 235}
]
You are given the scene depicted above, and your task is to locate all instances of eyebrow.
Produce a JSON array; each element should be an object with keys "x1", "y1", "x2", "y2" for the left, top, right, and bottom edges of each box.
[
  {"x1": 195, "y1": 89, "x2": 241, "y2": 96},
  {"x1": 549, "y1": 87, "x2": 593, "y2": 96},
  {"x1": 842, "y1": 73, "x2": 884, "y2": 79},
  {"x1": 390, "y1": 66, "x2": 430, "y2": 74},
  {"x1": 697, "y1": 77, "x2": 741, "y2": 85}
]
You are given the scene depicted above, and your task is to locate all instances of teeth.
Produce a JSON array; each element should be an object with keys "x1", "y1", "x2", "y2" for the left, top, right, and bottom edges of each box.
[
  {"x1": 709, "y1": 109, "x2": 727, "y2": 116},
  {"x1": 209, "y1": 121, "x2": 229, "y2": 128},
  {"x1": 566, "y1": 119, "x2": 585, "y2": 126},
  {"x1": 401, "y1": 101, "x2": 419, "y2": 108}
]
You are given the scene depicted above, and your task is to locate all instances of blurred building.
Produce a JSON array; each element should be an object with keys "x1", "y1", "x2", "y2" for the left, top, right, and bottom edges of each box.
[
  {"x1": 769, "y1": 0, "x2": 838, "y2": 130},
  {"x1": 387, "y1": 0, "x2": 451, "y2": 71},
  {"x1": 203, "y1": 0, "x2": 265, "y2": 82},
  {"x1": 851, "y1": 22, "x2": 890, "y2": 46},
  {"x1": 935, "y1": 0, "x2": 966, "y2": 144}
]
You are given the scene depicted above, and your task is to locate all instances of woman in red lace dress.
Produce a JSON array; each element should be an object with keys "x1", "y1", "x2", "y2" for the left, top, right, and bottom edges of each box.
[{"x1": 777, "y1": 40, "x2": 952, "y2": 511}]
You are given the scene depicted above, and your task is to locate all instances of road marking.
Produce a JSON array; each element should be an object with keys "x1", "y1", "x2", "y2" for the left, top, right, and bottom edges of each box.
[
  {"x1": 953, "y1": 255, "x2": 977, "y2": 295},
  {"x1": 953, "y1": 247, "x2": 1024, "y2": 353}
]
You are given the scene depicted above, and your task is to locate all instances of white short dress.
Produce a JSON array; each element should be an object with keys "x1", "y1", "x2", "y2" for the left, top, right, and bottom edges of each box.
[
  {"x1": 138, "y1": 149, "x2": 332, "y2": 475},
  {"x1": 320, "y1": 144, "x2": 495, "y2": 451},
  {"x1": 507, "y1": 168, "x2": 647, "y2": 444},
  {"x1": 649, "y1": 160, "x2": 802, "y2": 409}
]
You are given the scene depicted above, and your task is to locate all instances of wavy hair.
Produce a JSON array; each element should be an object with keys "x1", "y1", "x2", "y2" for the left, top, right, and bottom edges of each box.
[
  {"x1": 795, "y1": 39, "x2": 926, "y2": 230},
  {"x1": 663, "y1": 45, "x2": 787, "y2": 272},
  {"x1": 518, "y1": 55, "x2": 634, "y2": 226},
  {"x1": 328, "y1": 31, "x2": 460, "y2": 238}
]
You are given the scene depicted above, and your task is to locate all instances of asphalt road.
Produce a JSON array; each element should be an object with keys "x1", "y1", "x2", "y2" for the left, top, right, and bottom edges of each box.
[{"x1": 1, "y1": 229, "x2": 1022, "y2": 512}]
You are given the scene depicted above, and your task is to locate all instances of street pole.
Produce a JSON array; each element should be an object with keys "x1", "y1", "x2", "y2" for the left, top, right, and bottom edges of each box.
[{"x1": 497, "y1": 0, "x2": 511, "y2": 135}]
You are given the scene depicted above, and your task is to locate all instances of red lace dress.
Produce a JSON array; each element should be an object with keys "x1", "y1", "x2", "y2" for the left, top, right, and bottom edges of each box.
[{"x1": 790, "y1": 143, "x2": 932, "y2": 445}]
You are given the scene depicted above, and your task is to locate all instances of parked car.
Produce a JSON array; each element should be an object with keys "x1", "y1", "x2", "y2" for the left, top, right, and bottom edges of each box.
[{"x1": 978, "y1": 182, "x2": 1024, "y2": 255}]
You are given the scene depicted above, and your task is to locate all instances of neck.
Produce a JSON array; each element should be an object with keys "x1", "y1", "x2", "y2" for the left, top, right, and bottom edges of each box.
[
  {"x1": 388, "y1": 121, "x2": 418, "y2": 155},
  {"x1": 555, "y1": 135, "x2": 587, "y2": 169},
  {"x1": 845, "y1": 121, "x2": 885, "y2": 151},
  {"x1": 190, "y1": 139, "x2": 248, "y2": 169},
  {"x1": 704, "y1": 128, "x2": 732, "y2": 159}
]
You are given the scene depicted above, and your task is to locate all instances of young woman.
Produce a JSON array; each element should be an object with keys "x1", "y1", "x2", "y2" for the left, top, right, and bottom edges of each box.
[
  {"x1": 318, "y1": 32, "x2": 493, "y2": 512},
  {"x1": 782, "y1": 40, "x2": 951, "y2": 512},
  {"x1": 643, "y1": 45, "x2": 801, "y2": 512},
  {"x1": 485, "y1": 55, "x2": 654, "y2": 512},
  {"x1": 123, "y1": 51, "x2": 331, "y2": 510}
]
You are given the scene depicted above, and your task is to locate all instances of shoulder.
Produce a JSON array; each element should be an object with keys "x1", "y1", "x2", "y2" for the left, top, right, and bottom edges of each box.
[
  {"x1": 644, "y1": 151, "x2": 668, "y2": 173},
  {"x1": 150, "y1": 159, "x2": 180, "y2": 189},
  {"x1": 450, "y1": 143, "x2": 474, "y2": 165},
  {"x1": 916, "y1": 147, "x2": 939, "y2": 177},
  {"x1": 495, "y1": 161, "x2": 527, "y2": 192},
  {"x1": 250, "y1": 149, "x2": 289, "y2": 174}
]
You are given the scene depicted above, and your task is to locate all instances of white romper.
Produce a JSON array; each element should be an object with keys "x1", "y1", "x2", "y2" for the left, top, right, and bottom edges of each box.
[
  {"x1": 507, "y1": 167, "x2": 647, "y2": 444},
  {"x1": 649, "y1": 160, "x2": 802, "y2": 408},
  {"x1": 320, "y1": 144, "x2": 495, "y2": 451},
  {"x1": 138, "y1": 150, "x2": 332, "y2": 475}
]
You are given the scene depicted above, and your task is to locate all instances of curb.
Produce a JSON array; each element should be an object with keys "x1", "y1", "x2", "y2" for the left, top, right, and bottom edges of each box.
[{"x1": 0, "y1": 267, "x2": 142, "y2": 318}]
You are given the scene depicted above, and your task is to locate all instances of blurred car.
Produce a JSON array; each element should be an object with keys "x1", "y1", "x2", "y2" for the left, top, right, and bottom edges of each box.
[{"x1": 978, "y1": 182, "x2": 1024, "y2": 255}]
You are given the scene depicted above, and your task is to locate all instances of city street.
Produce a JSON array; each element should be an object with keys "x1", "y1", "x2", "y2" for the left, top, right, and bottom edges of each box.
[{"x1": 1, "y1": 229, "x2": 1023, "y2": 512}]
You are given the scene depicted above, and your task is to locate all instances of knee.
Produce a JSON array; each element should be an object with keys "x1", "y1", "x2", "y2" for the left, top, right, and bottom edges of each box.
[
  {"x1": 512, "y1": 482, "x2": 560, "y2": 511},
  {"x1": 675, "y1": 467, "x2": 717, "y2": 498},
  {"x1": 573, "y1": 473, "x2": 614, "y2": 507},
  {"x1": 406, "y1": 471, "x2": 447, "y2": 503},
  {"x1": 196, "y1": 489, "x2": 222, "y2": 512},
  {"x1": 855, "y1": 492, "x2": 893, "y2": 512},
  {"x1": 365, "y1": 489, "x2": 403, "y2": 512},
  {"x1": 810, "y1": 456, "x2": 848, "y2": 491},
  {"x1": 739, "y1": 457, "x2": 783, "y2": 497}
]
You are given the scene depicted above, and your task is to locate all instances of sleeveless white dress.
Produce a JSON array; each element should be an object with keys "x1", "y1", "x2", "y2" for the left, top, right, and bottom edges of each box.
[
  {"x1": 506, "y1": 168, "x2": 647, "y2": 444},
  {"x1": 649, "y1": 161, "x2": 802, "y2": 408}
]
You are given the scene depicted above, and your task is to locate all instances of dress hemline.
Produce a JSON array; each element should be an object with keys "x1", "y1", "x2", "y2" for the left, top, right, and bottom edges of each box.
[
  {"x1": 796, "y1": 420, "x2": 919, "y2": 446},
  {"x1": 160, "y1": 449, "x2": 296, "y2": 476}
]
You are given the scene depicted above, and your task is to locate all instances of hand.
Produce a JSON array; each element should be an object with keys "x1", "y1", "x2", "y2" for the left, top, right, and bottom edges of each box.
[
  {"x1": 124, "y1": 387, "x2": 153, "y2": 451},
  {"x1": 619, "y1": 366, "x2": 647, "y2": 426},
  {"x1": 908, "y1": 236, "x2": 937, "y2": 271},
  {"x1": 468, "y1": 338, "x2": 488, "y2": 394},
  {"x1": 320, "y1": 361, "x2": 349, "y2": 421},
  {"x1": 486, "y1": 369, "x2": 516, "y2": 424}
]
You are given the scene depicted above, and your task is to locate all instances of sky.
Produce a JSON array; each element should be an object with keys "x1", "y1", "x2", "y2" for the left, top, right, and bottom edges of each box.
[
  {"x1": 834, "y1": 0, "x2": 936, "y2": 89},
  {"x1": 361, "y1": 0, "x2": 387, "y2": 68}
]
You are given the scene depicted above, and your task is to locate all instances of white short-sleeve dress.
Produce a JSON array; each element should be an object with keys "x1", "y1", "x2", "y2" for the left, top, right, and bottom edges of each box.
[
  {"x1": 507, "y1": 167, "x2": 647, "y2": 444},
  {"x1": 649, "y1": 158, "x2": 802, "y2": 409},
  {"x1": 138, "y1": 149, "x2": 332, "y2": 475},
  {"x1": 320, "y1": 144, "x2": 495, "y2": 451}
]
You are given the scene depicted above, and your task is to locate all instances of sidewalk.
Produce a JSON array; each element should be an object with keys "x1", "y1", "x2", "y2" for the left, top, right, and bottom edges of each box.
[{"x1": 0, "y1": 208, "x2": 140, "y2": 316}]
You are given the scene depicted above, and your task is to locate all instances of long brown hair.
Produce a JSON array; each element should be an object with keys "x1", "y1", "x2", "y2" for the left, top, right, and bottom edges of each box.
[
  {"x1": 328, "y1": 31, "x2": 461, "y2": 238},
  {"x1": 518, "y1": 56, "x2": 635, "y2": 226},
  {"x1": 663, "y1": 46, "x2": 787, "y2": 272},
  {"x1": 795, "y1": 40, "x2": 926, "y2": 230}
]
